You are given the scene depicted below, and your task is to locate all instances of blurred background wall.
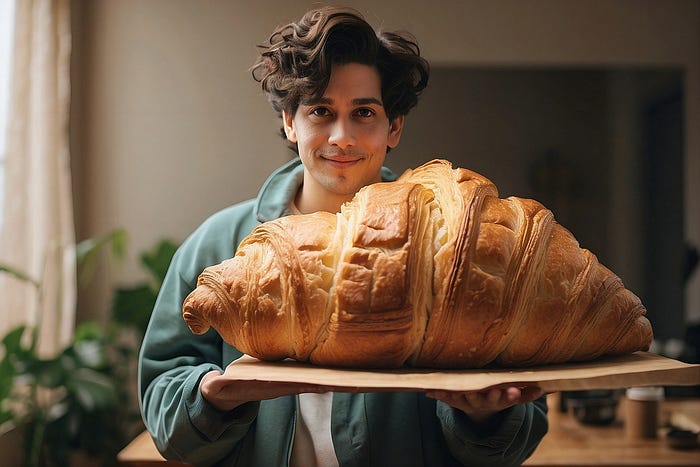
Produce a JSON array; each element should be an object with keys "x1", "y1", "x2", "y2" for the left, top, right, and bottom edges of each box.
[{"x1": 69, "y1": 0, "x2": 700, "y2": 345}]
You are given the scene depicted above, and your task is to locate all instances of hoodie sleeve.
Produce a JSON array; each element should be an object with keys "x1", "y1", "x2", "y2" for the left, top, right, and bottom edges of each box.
[
  {"x1": 138, "y1": 202, "x2": 261, "y2": 466},
  {"x1": 437, "y1": 396, "x2": 549, "y2": 467}
]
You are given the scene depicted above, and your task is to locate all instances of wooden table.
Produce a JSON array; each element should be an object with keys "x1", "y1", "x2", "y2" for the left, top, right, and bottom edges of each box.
[
  {"x1": 118, "y1": 430, "x2": 188, "y2": 466},
  {"x1": 523, "y1": 393, "x2": 700, "y2": 466},
  {"x1": 118, "y1": 394, "x2": 700, "y2": 466}
]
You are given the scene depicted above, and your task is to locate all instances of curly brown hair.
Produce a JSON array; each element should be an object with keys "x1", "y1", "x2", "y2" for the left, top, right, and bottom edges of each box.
[{"x1": 252, "y1": 6, "x2": 429, "y2": 132}]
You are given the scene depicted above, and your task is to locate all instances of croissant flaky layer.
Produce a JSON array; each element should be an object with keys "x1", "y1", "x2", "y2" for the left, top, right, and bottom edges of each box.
[{"x1": 183, "y1": 159, "x2": 652, "y2": 368}]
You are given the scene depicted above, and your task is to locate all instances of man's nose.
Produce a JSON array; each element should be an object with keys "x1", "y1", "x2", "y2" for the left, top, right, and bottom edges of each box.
[{"x1": 328, "y1": 118, "x2": 355, "y2": 148}]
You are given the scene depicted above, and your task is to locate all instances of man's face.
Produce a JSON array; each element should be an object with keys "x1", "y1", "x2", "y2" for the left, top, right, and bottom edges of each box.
[{"x1": 283, "y1": 63, "x2": 404, "y2": 211}]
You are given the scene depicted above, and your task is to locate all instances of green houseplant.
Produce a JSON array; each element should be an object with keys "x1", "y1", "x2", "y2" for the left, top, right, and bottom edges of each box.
[{"x1": 0, "y1": 232, "x2": 177, "y2": 467}]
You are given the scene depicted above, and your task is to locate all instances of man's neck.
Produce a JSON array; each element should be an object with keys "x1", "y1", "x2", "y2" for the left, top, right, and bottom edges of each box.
[{"x1": 294, "y1": 186, "x2": 352, "y2": 214}]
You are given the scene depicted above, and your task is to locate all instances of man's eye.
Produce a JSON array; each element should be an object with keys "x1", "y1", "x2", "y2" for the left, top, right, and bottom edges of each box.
[
  {"x1": 311, "y1": 107, "x2": 331, "y2": 117},
  {"x1": 355, "y1": 108, "x2": 375, "y2": 118}
]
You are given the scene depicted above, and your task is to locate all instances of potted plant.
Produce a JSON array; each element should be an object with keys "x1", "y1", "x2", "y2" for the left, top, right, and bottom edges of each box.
[{"x1": 0, "y1": 232, "x2": 177, "y2": 466}]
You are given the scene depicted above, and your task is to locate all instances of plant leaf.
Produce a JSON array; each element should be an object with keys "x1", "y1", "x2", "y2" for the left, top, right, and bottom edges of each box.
[
  {"x1": 73, "y1": 321, "x2": 105, "y2": 343},
  {"x1": 1, "y1": 325, "x2": 37, "y2": 366},
  {"x1": 67, "y1": 368, "x2": 117, "y2": 411},
  {"x1": 0, "y1": 356, "x2": 15, "y2": 402},
  {"x1": 110, "y1": 284, "x2": 157, "y2": 330},
  {"x1": 73, "y1": 340, "x2": 105, "y2": 369},
  {"x1": 141, "y1": 239, "x2": 178, "y2": 287},
  {"x1": 109, "y1": 228, "x2": 128, "y2": 260},
  {"x1": 46, "y1": 400, "x2": 69, "y2": 422},
  {"x1": 33, "y1": 357, "x2": 69, "y2": 388},
  {"x1": 76, "y1": 228, "x2": 129, "y2": 286},
  {"x1": 0, "y1": 265, "x2": 40, "y2": 288},
  {"x1": 1, "y1": 325, "x2": 28, "y2": 354}
]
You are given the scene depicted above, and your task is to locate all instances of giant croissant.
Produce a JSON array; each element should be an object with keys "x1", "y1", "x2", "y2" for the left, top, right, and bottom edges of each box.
[{"x1": 183, "y1": 159, "x2": 652, "y2": 369}]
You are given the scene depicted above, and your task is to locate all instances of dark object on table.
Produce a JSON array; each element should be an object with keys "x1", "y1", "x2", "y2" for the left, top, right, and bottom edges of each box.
[
  {"x1": 666, "y1": 323, "x2": 700, "y2": 398},
  {"x1": 665, "y1": 427, "x2": 699, "y2": 450},
  {"x1": 567, "y1": 390, "x2": 619, "y2": 425}
]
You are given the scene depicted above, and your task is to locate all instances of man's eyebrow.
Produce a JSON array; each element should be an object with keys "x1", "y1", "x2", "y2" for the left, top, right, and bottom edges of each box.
[
  {"x1": 301, "y1": 97, "x2": 383, "y2": 106},
  {"x1": 303, "y1": 97, "x2": 332, "y2": 106},
  {"x1": 352, "y1": 97, "x2": 383, "y2": 106}
]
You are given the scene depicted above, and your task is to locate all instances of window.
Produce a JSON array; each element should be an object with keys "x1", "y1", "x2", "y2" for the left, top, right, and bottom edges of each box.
[{"x1": 0, "y1": 0, "x2": 16, "y2": 235}]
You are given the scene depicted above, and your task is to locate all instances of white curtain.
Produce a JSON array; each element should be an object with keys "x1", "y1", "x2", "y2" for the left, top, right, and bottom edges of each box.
[{"x1": 0, "y1": 0, "x2": 74, "y2": 355}]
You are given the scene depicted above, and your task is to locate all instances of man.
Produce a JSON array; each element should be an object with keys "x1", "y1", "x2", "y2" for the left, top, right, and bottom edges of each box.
[{"x1": 139, "y1": 7, "x2": 548, "y2": 466}]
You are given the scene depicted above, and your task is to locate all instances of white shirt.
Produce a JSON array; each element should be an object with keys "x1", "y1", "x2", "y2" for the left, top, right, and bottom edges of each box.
[{"x1": 290, "y1": 392, "x2": 339, "y2": 467}]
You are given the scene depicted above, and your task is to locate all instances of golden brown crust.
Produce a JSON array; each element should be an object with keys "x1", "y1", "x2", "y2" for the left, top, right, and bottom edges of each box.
[{"x1": 182, "y1": 159, "x2": 653, "y2": 368}]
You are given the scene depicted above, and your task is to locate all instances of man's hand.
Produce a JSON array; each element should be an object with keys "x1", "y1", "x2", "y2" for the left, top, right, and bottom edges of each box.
[
  {"x1": 200, "y1": 370, "x2": 334, "y2": 412},
  {"x1": 425, "y1": 386, "x2": 544, "y2": 424}
]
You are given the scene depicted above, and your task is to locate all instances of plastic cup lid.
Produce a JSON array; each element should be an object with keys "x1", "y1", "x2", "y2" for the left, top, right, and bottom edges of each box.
[{"x1": 625, "y1": 386, "x2": 665, "y2": 401}]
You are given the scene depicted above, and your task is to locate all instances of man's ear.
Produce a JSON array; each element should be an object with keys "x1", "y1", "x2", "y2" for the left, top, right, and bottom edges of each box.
[
  {"x1": 282, "y1": 110, "x2": 297, "y2": 143},
  {"x1": 387, "y1": 115, "x2": 405, "y2": 149}
]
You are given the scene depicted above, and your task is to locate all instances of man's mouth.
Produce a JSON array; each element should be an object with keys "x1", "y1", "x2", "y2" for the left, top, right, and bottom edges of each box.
[{"x1": 320, "y1": 154, "x2": 363, "y2": 167}]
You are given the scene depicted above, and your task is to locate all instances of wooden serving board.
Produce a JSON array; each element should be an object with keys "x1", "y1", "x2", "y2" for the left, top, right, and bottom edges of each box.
[{"x1": 223, "y1": 352, "x2": 700, "y2": 392}]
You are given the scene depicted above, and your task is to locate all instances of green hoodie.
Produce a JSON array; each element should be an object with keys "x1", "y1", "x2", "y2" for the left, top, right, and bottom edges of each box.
[{"x1": 138, "y1": 157, "x2": 548, "y2": 466}]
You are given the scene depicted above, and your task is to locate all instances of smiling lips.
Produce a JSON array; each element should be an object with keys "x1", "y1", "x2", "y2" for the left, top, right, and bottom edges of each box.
[
  {"x1": 319, "y1": 150, "x2": 364, "y2": 162},
  {"x1": 320, "y1": 153, "x2": 364, "y2": 168}
]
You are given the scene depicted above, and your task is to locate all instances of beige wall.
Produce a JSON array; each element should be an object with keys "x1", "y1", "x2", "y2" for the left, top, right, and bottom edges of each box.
[{"x1": 70, "y1": 0, "x2": 700, "y2": 330}]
